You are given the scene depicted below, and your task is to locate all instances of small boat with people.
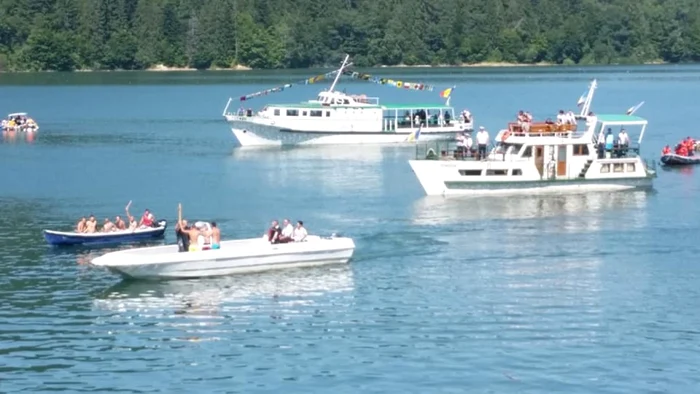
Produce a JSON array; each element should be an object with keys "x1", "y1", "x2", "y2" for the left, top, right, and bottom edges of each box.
[
  {"x1": 2, "y1": 113, "x2": 39, "y2": 132},
  {"x1": 659, "y1": 137, "x2": 700, "y2": 166},
  {"x1": 408, "y1": 79, "x2": 657, "y2": 196},
  {"x1": 90, "y1": 204, "x2": 355, "y2": 280},
  {"x1": 222, "y1": 54, "x2": 473, "y2": 146},
  {"x1": 43, "y1": 202, "x2": 167, "y2": 246}
]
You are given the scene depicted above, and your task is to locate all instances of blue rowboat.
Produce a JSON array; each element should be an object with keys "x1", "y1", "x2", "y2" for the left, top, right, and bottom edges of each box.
[
  {"x1": 660, "y1": 153, "x2": 700, "y2": 166},
  {"x1": 43, "y1": 220, "x2": 168, "y2": 246}
]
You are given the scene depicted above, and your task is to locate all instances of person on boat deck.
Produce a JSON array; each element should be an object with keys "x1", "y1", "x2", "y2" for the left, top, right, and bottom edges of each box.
[
  {"x1": 465, "y1": 132, "x2": 473, "y2": 156},
  {"x1": 444, "y1": 110, "x2": 451, "y2": 125},
  {"x1": 617, "y1": 128, "x2": 629, "y2": 155},
  {"x1": 139, "y1": 209, "x2": 155, "y2": 228},
  {"x1": 596, "y1": 128, "x2": 606, "y2": 159},
  {"x1": 85, "y1": 215, "x2": 97, "y2": 233},
  {"x1": 267, "y1": 220, "x2": 281, "y2": 243},
  {"x1": 184, "y1": 223, "x2": 200, "y2": 252},
  {"x1": 293, "y1": 221, "x2": 308, "y2": 242},
  {"x1": 476, "y1": 126, "x2": 489, "y2": 160},
  {"x1": 115, "y1": 215, "x2": 126, "y2": 230},
  {"x1": 456, "y1": 132, "x2": 467, "y2": 155},
  {"x1": 556, "y1": 110, "x2": 566, "y2": 124},
  {"x1": 76, "y1": 217, "x2": 87, "y2": 233},
  {"x1": 278, "y1": 219, "x2": 294, "y2": 244},
  {"x1": 102, "y1": 218, "x2": 115, "y2": 232},
  {"x1": 662, "y1": 145, "x2": 671, "y2": 155},
  {"x1": 604, "y1": 130, "x2": 614, "y2": 158},
  {"x1": 128, "y1": 215, "x2": 138, "y2": 231},
  {"x1": 207, "y1": 222, "x2": 220, "y2": 249}
]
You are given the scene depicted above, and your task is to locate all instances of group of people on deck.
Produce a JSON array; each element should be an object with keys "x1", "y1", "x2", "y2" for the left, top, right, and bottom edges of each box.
[
  {"x1": 75, "y1": 208, "x2": 157, "y2": 233},
  {"x1": 175, "y1": 204, "x2": 220, "y2": 252},
  {"x1": 267, "y1": 219, "x2": 308, "y2": 244},
  {"x1": 596, "y1": 127, "x2": 630, "y2": 159},
  {"x1": 662, "y1": 137, "x2": 696, "y2": 157}
]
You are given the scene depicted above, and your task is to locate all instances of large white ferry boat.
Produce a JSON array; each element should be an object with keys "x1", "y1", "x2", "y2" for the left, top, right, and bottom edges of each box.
[
  {"x1": 222, "y1": 55, "x2": 473, "y2": 146},
  {"x1": 408, "y1": 81, "x2": 657, "y2": 196}
]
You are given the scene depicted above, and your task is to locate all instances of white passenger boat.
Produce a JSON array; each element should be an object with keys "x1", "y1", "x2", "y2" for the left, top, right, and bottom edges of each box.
[
  {"x1": 408, "y1": 80, "x2": 657, "y2": 196},
  {"x1": 90, "y1": 235, "x2": 356, "y2": 280},
  {"x1": 222, "y1": 55, "x2": 472, "y2": 146}
]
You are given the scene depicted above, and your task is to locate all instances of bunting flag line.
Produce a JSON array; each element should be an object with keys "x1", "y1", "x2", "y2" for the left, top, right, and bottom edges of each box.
[
  {"x1": 341, "y1": 70, "x2": 435, "y2": 92},
  {"x1": 239, "y1": 68, "x2": 438, "y2": 102},
  {"x1": 239, "y1": 70, "x2": 340, "y2": 101}
]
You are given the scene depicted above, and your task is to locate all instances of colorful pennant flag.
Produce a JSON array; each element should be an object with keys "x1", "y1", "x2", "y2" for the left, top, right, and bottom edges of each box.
[{"x1": 239, "y1": 70, "x2": 340, "y2": 101}]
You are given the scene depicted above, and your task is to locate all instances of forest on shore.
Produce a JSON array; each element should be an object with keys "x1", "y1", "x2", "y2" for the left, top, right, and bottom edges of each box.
[{"x1": 1, "y1": 0, "x2": 700, "y2": 72}]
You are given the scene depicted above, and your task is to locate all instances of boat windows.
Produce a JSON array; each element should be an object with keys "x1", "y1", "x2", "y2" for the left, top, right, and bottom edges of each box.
[
  {"x1": 573, "y1": 144, "x2": 589, "y2": 155},
  {"x1": 521, "y1": 146, "x2": 532, "y2": 158},
  {"x1": 600, "y1": 163, "x2": 610, "y2": 173},
  {"x1": 286, "y1": 109, "x2": 299, "y2": 116},
  {"x1": 613, "y1": 163, "x2": 624, "y2": 173},
  {"x1": 273, "y1": 109, "x2": 280, "y2": 116},
  {"x1": 310, "y1": 110, "x2": 323, "y2": 117},
  {"x1": 627, "y1": 163, "x2": 636, "y2": 172},
  {"x1": 458, "y1": 169, "x2": 482, "y2": 176},
  {"x1": 325, "y1": 111, "x2": 331, "y2": 117},
  {"x1": 486, "y1": 169, "x2": 508, "y2": 176},
  {"x1": 512, "y1": 169, "x2": 523, "y2": 176}
]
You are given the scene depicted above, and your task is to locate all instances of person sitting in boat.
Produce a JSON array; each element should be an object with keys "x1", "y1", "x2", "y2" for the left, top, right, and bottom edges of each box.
[
  {"x1": 293, "y1": 221, "x2": 308, "y2": 242},
  {"x1": 676, "y1": 143, "x2": 688, "y2": 157},
  {"x1": 76, "y1": 217, "x2": 87, "y2": 233},
  {"x1": 85, "y1": 215, "x2": 97, "y2": 233},
  {"x1": 278, "y1": 219, "x2": 294, "y2": 244},
  {"x1": 556, "y1": 110, "x2": 566, "y2": 124},
  {"x1": 114, "y1": 215, "x2": 126, "y2": 230},
  {"x1": 267, "y1": 220, "x2": 281, "y2": 243},
  {"x1": 139, "y1": 209, "x2": 155, "y2": 228},
  {"x1": 662, "y1": 145, "x2": 671, "y2": 155},
  {"x1": 102, "y1": 218, "x2": 115, "y2": 232},
  {"x1": 683, "y1": 137, "x2": 695, "y2": 156}
]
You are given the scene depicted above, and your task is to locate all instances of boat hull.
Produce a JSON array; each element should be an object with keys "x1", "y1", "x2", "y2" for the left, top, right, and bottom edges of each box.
[
  {"x1": 660, "y1": 153, "x2": 700, "y2": 166},
  {"x1": 44, "y1": 220, "x2": 168, "y2": 246},
  {"x1": 228, "y1": 120, "x2": 467, "y2": 147},
  {"x1": 408, "y1": 160, "x2": 654, "y2": 196},
  {"x1": 90, "y1": 235, "x2": 355, "y2": 280}
]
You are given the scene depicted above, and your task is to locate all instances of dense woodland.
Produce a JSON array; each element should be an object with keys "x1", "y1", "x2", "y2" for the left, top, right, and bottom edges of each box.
[{"x1": 1, "y1": 0, "x2": 700, "y2": 72}]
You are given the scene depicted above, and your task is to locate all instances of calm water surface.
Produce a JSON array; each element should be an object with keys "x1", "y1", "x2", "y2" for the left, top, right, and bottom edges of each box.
[{"x1": 1, "y1": 66, "x2": 700, "y2": 393}]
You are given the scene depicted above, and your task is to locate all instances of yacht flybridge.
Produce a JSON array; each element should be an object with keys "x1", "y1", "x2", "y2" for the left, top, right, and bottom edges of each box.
[
  {"x1": 222, "y1": 55, "x2": 473, "y2": 146},
  {"x1": 408, "y1": 80, "x2": 657, "y2": 196}
]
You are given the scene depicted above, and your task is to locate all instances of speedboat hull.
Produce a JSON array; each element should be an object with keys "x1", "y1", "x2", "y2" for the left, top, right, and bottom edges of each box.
[
  {"x1": 44, "y1": 220, "x2": 167, "y2": 246},
  {"x1": 660, "y1": 153, "x2": 700, "y2": 166},
  {"x1": 90, "y1": 235, "x2": 355, "y2": 280}
]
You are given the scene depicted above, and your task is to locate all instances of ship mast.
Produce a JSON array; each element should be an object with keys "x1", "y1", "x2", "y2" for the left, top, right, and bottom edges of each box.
[{"x1": 328, "y1": 54, "x2": 351, "y2": 93}]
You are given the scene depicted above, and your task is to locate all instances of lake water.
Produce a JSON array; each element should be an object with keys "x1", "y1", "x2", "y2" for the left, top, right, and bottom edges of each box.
[{"x1": 1, "y1": 65, "x2": 700, "y2": 393}]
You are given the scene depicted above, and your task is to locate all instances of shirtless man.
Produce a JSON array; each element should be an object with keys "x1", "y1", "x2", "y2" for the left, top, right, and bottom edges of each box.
[
  {"x1": 115, "y1": 215, "x2": 126, "y2": 230},
  {"x1": 207, "y1": 222, "x2": 221, "y2": 249},
  {"x1": 76, "y1": 217, "x2": 87, "y2": 233},
  {"x1": 85, "y1": 215, "x2": 97, "y2": 233},
  {"x1": 102, "y1": 218, "x2": 115, "y2": 232},
  {"x1": 176, "y1": 203, "x2": 200, "y2": 252}
]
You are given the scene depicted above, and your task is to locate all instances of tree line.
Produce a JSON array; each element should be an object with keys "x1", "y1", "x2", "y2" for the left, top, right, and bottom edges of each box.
[{"x1": 1, "y1": 0, "x2": 699, "y2": 72}]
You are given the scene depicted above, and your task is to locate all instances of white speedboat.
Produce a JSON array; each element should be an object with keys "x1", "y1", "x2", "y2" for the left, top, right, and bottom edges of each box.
[
  {"x1": 90, "y1": 235, "x2": 356, "y2": 280},
  {"x1": 222, "y1": 55, "x2": 472, "y2": 146},
  {"x1": 3, "y1": 113, "x2": 39, "y2": 132},
  {"x1": 408, "y1": 80, "x2": 657, "y2": 196}
]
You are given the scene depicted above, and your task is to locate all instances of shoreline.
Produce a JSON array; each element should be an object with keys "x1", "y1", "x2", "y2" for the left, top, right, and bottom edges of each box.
[{"x1": 0, "y1": 60, "x2": 672, "y2": 73}]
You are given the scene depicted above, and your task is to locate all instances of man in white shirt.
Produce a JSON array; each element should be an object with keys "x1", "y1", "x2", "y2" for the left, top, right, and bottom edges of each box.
[
  {"x1": 476, "y1": 126, "x2": 489, "y2": 160},
  {"x1": 279, "y1": 218, "x2": 294, "y2": 243},
  {"x1": 293, "y1": 221, "x2": 308, "y2": 242},
  {"x1": 465, "y1": 133, "x2": 473, "y2": 157},
  {"x1": 456, "y1": 132, "x2": 466, "y2": 156},
  {"x1": 617, "y1": 128, "x2": 629, "y2": 156}
]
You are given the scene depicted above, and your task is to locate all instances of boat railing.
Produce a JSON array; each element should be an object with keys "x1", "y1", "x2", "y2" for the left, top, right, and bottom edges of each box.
[
  {"x1": 350, "y1": 95, "x2": 379, "y2": 105},
  {"x1": 415, "y1": 141, "x2": 497, "y2": 161}
]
